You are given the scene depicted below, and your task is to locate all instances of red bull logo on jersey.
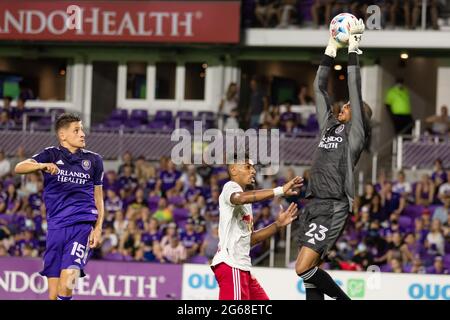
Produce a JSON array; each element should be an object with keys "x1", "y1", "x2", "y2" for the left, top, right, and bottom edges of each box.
[{"x1": 241, "y1": 214, "x2": 253, "y2": 232}]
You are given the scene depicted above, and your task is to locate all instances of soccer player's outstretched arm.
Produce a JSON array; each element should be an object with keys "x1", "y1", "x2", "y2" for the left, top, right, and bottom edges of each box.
[
  {"x1": 347, "y1": 19, "x2": 366, "y2": 157},
  {"x1": 250, "y1": 202, "x2": 299, "y2": 246},
  {"x1": 15, "y1": 149, "x2": 58, "y2": 175},
  {"x1": 229, "y1": 176, "x2": 303, "y2": 205},
  {"x1": 314, "y1": 37, "x2": 338, "y2": 132}
]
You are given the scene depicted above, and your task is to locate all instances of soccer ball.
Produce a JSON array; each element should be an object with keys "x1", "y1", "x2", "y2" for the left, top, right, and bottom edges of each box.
[{"x1": 330, "y1": 13, "x2": 358, "y2": 47}]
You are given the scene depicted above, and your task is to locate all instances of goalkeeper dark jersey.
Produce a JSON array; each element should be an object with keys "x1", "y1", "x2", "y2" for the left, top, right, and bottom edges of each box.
[{"x1": 305, "y1": 53, "x2": 367, "y2": 208}]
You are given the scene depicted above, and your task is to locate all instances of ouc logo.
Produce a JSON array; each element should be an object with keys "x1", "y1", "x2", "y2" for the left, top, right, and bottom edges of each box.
[
  {"x1": 188, "y1": 273, "x2": 218, "y2": 290},
  {"x1": 408, "y1": 283, "x2": 450, "y2": 300}
]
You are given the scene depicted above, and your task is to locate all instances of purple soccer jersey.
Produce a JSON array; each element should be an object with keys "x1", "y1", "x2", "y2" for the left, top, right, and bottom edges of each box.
[
  {"x1": 179, "y1": 231, "x2": 201, "y2": 249},
  {"x1": 32, "y1": 146, "x2": 104, "y2": 230},
  {"x1": 160, "y1": 170, "x2": 181, "y2": 191}
]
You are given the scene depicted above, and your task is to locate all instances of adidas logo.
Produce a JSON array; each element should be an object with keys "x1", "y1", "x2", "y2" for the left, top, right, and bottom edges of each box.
[{"x1": 56, "y1": 160, "x2": 64, "y2": 166}]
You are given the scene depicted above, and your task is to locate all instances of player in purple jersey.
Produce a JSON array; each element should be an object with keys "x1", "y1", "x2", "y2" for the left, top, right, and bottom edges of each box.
[{"x1": 15, "y1": 113, "x2": 105, "y2": 300}]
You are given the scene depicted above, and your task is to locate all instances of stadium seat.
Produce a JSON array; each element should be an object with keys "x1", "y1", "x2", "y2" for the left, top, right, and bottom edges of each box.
[
  {"x1": 109, "y1": 109, "x2": 129, "y2": 123},
  {"x1": 154, "y1": 110, "x2": 173, "y2": 124},
  {"x1": 176, "y1": 110, "x2": 194, "y2": 121},
  {"x1": 130, "y1": 109, "x2": 149, "y2": 124}
]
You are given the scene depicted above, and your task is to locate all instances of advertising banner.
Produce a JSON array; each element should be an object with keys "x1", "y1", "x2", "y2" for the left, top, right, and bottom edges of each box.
[
  {"x1": 0, "y1": 257, "x2": 183, "y2": 300},
  {"x1": 0, "y1": 1, "x2": 240, "y2": 43},
  {"x1": 181, "y1": 264, "x2": 450, "y2": 300}
]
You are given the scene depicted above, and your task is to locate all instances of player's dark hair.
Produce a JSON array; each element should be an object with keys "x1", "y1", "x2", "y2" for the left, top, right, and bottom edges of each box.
[{"x1": 55, "y1": 113, "x2": 81, "y2": 132}]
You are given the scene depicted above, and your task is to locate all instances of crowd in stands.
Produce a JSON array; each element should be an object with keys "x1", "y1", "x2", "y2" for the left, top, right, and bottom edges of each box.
[
  {"x1": 0, "y1": 146, "x2": 448, "y2": 274},
  {"x1": 244, "y1": 0, "x2": 449, "y2": 30}
]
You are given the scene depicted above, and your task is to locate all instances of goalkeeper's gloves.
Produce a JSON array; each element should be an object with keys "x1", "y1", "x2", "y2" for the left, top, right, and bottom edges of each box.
[
  {"x1": 325, "y1": 37, "x2": 340, "y2": 58},
  {"x1": 348, "y1": 18, "x2": 365, "y2": 55}
]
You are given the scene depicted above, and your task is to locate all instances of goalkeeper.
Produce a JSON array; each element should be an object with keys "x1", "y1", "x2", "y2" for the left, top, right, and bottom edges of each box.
[{"x1": 294, "y1": 19, "x2": 373, "y2": 300}]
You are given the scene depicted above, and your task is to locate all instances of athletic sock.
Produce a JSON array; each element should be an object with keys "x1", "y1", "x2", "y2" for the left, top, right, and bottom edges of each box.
[
  {"x1": 56, "y1": 295, "x2": 73, "y2": 300},
  {"x1": 299, "y1": 267, "x2": 350, "y2": 300},
  {"x1": 303, "y1": 282, "x2": 325, "y2": 300}
]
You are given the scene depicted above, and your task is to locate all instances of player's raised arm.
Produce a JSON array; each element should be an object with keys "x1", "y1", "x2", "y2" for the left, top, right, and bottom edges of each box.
[
  {"x1": 250, "y1": 202, "x2": 299, "y2": 247},
  {"x1": 15, "y1": 159, "x2": 58, "y2": 175},
  {"x1": 347, "y1": 18, "x2": 366, "y2": 156},
  {"x1": 229, "y1": 176, "x2": 303, "y2": 205},
  {"x1": 314, "y1": 37, "x2": 339, "y2": 132}
]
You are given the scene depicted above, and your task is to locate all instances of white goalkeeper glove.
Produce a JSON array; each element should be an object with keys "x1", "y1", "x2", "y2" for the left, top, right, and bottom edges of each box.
[
  {"x1": 348, "y1": 18, "x2": 365, "y2": 55},
  {"x1": 325, "y1": 37, "x2": 340, "y2": 58}
]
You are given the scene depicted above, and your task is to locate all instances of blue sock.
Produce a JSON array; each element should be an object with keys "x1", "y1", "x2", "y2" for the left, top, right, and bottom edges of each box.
[{"x1": 57, "y1": 295, "x2": 72, "y2": 300}]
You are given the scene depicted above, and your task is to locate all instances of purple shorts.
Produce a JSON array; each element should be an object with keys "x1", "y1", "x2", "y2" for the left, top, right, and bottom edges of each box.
[{"x1": 40, "y1": 222, "x2": 94, "y2": 278}]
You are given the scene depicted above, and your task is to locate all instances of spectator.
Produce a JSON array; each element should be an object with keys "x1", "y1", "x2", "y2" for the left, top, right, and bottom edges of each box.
[
  {"x1": 104, "y1": 170, "x2": 120, "y2": 193},
  {"x1": 425, "y1": 105, "x2": 449, "y2": 135},
  {"x1": 159, "y1": 160, "x2": 181, "y2": 193},
  {"x1": 118, "y1": 165, "x2": 138, "y2": 192},
  {"x1": 200, "y1": 223, "x2": 219, "y2": 263},
  {"x1": 415, "y1": 174, "x2": 435, "y2": 206},
  {"x1": 101, "y1": 225, "x2": 119, "y2": 257},
  {"x1": 412, "y1": 0, "x2": 439, "y2": 30},
  {"x1": 381, "y1": 181, "x2": 406, "y2": 221},
  {"x1": 128, "y1": 188, "x2": 148, "y2": 212},
  {"x1": 162, "y1": 235, "x2": 187, "y2": 264},
  {"x1": 400, "y1": 233, "x2": 422, "y2": 264},
  {"x1": 261, "y1": 105, "x2": 280, "y2": 129},
  {"x1": 311, "y1": 0, "x2": 333, "y2": 28},
  {"x1": 218, "y1": 82, "x2": 239, "y2": 129},
  {"x1": 105, "y1": 189, "x2": 123, "y2": 216},
  {"x1": 160, "y1": 222, "x2": 178, "y2": 248},
  {"x1": 118, "y1": 151, "x2": 134, "y2": 175},
  {"x1": 385, "y1": 78, "x2": 414, "y2": 135},
  {"x1": 412, "y1": 218, "x2": 427, "y2": 245},
  {"x1": 425, "y1": 219, "x2": 445, "y2": 256},
  {"x1": 179, "y1": 218, "x2": 201, "y2": 259},
  {"x1": 247, "y1": 78, "x2": 269, "y2": 129},
  {"x1": 11, "y1": 97, "x2": 27, "y2": 124},
  {"x1": 432, "y1": 197, "x2": 449, "y2": 225},
  {"x1": 1, "y1": 183, "x2": 21, "y2": 214},
  {"x1": 437, "y1": 171, "x2": 450, "y2": 204},
  {"x1": 389, "y1": 258, "x2": 404, "y2": 273},
  {"x1": 431, "y1": 159, "x2": 447, "y2": 186},
  {"x1": 113, "y1": 211, "x2": 128, "y2": 238},
  {"x1": 409, "y1": 255, "x2": 426, "y2": 273},
  {"x1": 280, "y1": 100, "x2": 297, "y2": 128},
  {"x1": 427, "y1": 255, "x2": 449, "y2": 274},
  {"x1": 298, "y1": 84, "x2": 314, "y2": 105},
  {"x1": 392, "y1": 171, "x2": 412, "y2": 198},
  {"x1": 360, "y1": 183, "x2": 377, "y2": 208},
  {"x1": 153, "y1": 197, "x2": 173, "y2": 224},
  {"x1": 0, "y1": 111, "x2": 15, "y2": 130},
  {"x1": 254, "y1": 0, "x2": 280, "y2": 28},
  {"x1": 0, "y1": 149, "x2": 11, "y2": 178},
  {"x1": 276, "y1": 0, "x2": 297, "y2": 28},
  {"x1": 2, "y1": 96, "x2": 13, "y2": 115}
]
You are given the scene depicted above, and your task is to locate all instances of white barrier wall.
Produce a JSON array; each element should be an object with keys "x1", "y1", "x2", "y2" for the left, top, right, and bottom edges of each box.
[{"x1": 182, "y1": 264, "x2": 450, "y2": 300}]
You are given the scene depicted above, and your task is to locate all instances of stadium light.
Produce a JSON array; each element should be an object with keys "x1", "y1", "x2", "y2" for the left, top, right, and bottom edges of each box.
[
  {"x1": 334, "y1": 64, "x2": 342, "y2": 71},
  {"x1": 400, "y1": 52, "x2": 409, "y2": 60}
]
